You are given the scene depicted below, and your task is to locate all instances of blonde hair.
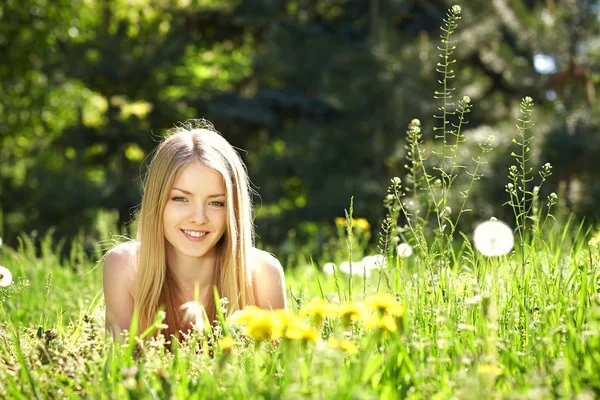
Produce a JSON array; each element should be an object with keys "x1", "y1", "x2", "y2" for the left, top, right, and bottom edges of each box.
[{"x1": 134, "y1": 120, "x2": 256, "y2": 339}]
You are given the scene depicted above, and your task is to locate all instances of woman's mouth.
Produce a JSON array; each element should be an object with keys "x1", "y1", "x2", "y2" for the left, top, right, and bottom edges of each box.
[{"x1": 181, "y1": 229, "x2": 209, "y2": 241}]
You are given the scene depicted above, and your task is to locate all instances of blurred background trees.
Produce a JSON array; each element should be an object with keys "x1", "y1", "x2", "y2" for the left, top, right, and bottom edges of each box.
[{"x1": 0, "y1": 0, "x2": 598, "y2": 262}]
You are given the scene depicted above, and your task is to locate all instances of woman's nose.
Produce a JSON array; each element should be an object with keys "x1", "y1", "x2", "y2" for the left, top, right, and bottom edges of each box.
[{"x1": 188, "y1": 205, "x2": 208, "y2": 224}]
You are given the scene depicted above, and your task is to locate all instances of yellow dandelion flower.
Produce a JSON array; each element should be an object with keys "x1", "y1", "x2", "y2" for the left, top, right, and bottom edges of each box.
[
  {"x1": 365, "y1": 293, "x2": 404, "y2": 317},
  {"x1": 218, "y1": 336, "x2": 235, "y2": 351},
  {"x1": 327, "y1": 338, "x2": 357, "y2": 355},
  {"x1": 333, "y1": 302, "x2": 363, "y2": 326},
  {"x1": 378, "y1": 314, "x2": 398, "y2": 333},
  {"x1": 353, "y1": 218, "x2": 371, "y2": 231},
  {"x1": 339, "y1": 339, "x2": 358, "y2": 355},
  {"x1": 284, "y1": 317, "x2": 318, "y2": 342},
  {"x1": 363, "y1": 313, "x2": 398, "y2": 334},
  {"x1": 246, "y1": 313, "x2": 284, "y2": 341},
  {"x1": 334, "y1": 217, "x2": 346, "y2": 226},
  {"x1": 228, "y1": 306, "x2": 265, "y2": 325},
  {"x1": 299, "y1": 299, "x2": 336, "y2": 320},
  {"x1": 273, "y1": 309, "x2": 294, "y2": 325},
  {"x1": 477, "y1": 364, "x2": 503, "y2": 376}
]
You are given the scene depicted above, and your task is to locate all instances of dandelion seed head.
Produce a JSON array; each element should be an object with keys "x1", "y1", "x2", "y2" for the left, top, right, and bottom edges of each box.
[
  {"x1": 396, "y1": 243, "x2": 413, "y2": 258},
  {"x1": 322, "y1": 262, "x2": 336, "y2": 275},
  {"x1": 473, "y1": 220, "x2": 514, "y2": 257},
  {"x1": 339, "y1": 261, "x2": 370, "y2": 277},
  {"x1": 362, "y1": 254, "x2": 386, "y2": 270},
  {"x1": 0, "y1": 266, "x2": 12, "y2": 287}
]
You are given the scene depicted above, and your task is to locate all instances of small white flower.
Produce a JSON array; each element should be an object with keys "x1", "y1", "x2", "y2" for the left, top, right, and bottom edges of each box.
[
  {"x1": 0, "y1": 266, "x2": 12, "y2": 287},
  {"x1": 396, "y1": 243, "x2": 413, "y2": 258},
  {"x1": 339, "y1": 261, "x2": 370, "y2": 277},
  {"x1": 473, "y1": 220, "x2": 514, "y2": 257},
  {"x1": 0, "y1": 237, "x2": 3, "y2": 248},
  {"x1": 362, "y1": 254, "x2": 387, "y2": 270},
  {"x1": 180, "y1": 300, "x2": 205, "y2": 333},
  {"x1": 322, "y1": 262, "x2": 336, "y2": 275}
]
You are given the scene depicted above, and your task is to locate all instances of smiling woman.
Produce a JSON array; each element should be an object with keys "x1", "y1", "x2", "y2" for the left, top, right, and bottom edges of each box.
[{"x1": 102, "y1": 119, "x2": 287, "y2": 340}]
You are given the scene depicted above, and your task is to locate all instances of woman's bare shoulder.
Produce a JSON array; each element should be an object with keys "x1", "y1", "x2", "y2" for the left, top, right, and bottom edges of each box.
[
  {"x1": 250, "y1": 248, "x2": 282, "y2": 269},
  {"x1": 250, "y1": 248, "x2": 287, "y2": 310},
  {"x1": 103, "y1": 241, "x2": 139, "y2": 293}
]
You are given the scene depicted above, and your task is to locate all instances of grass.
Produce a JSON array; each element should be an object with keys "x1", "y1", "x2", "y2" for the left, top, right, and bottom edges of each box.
[{"x1": 0, "y1": 217, "x2": 600, "y2": 399}]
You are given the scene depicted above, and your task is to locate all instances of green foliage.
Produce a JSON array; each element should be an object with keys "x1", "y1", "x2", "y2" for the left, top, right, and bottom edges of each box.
[{"x1": 1, "y1": 0, "x2": 599, "y2": 263}]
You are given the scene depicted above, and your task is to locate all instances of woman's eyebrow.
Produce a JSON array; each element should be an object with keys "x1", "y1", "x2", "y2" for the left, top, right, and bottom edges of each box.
[
  {"x1": 172, "y1": 188, "x2": 225, "y2": 198},
  {"x1": 172, "y1": 187, "x2": 192, "y2": 195}
]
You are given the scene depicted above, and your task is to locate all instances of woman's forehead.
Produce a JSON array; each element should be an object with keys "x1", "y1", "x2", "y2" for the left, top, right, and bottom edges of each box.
[{"x1": 172, "y1": 162, "x2": 226, "y2": 192}]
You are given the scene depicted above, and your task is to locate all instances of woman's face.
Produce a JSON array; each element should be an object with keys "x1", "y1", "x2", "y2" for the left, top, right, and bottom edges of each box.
[{"x1": 162, "y1": 162, "x2": 228, "y2": 261}]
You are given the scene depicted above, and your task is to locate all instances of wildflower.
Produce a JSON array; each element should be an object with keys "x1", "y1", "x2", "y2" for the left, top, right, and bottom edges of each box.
[
  {"x1": 452, "y1": 5, "x2": 461, "y2": 14},
  {"x1": 390, "y1": 177, "x2": 401, "y2": 187},
  {"x1": 322, "y1": 262, "x2": 336, "y2": 275},
  {"x1": 334, "y1": 217, "x2": 346, "y2": 226},
  {"x1": 396, "y1": 243, "x2": 413, "y2": 258},
  {"x1": 328, "y1": 338, "x2": 358, "y2": 355},
  {"x1": 333, "y1": 302, "x2": 363, "y2": 326},
  {"x1": 377, "y1": 314, "x2": 398, "y2": 333},
  {"x1": 353, "y1": 218, "x2": 371, "y2": 231},
  {"x1": 477, "y1": 364, "x2": 503, "y2": 376},
  {"x1": 228, "y1": 306, "x2": 264, "y2": 325},
  {"x1": 180, "y1": 300, "x2": 205, "y2": 333},
  {"x1": 246, "y1": 313, "x2": 284, "y2": 341},
  {"x1": 473, "y1": 219, "x2": 514, "y2": 257},
  {"x1": 362, "y1": 255, "x2": 386, "y2": 270},
  {"x1": 0, "y1": 266, "x2": 12, "y2": 287},
  {"x1": 218, "y1": 336, "x2": 235, "y2": 351},
  {"x1": 284, "y1": 317, "x2": 318, "y2": 342},
  {"x1": 300, "y1": 298, "x2": 335, "y2": 321},
  {"x1": 339, "y1": 261, "x2": 370, "y2": 277},
  {"x1": 0, "y1": 237, "x2": 2, "y2": 248},
  {"x1": 365, "y1": 293, "x2": 404, "y2": 317}
]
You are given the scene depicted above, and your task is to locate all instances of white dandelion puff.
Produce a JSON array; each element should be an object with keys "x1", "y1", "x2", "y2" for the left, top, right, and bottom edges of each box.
[
  {"x1": 396, "y1": 243, "x2": 413, "y2": 258},
  {"x1": 180, "y1": 300, "x2": 205, "y2": 333},
  {"x1": 473, "y1": 220, "x2": 514, "y2": 257},
  {"x1": 362, "y1": 254, "x2": 387, "y2": 270},
  {"x1": 0, "y1": 266, "x2": 12, "y2": 287},
  {"x1": 322, "y1": 262, "x2": 336, "y2": 275},
  {"x1": 339, "y1": 261, "x2": 370, "y2": 277}
]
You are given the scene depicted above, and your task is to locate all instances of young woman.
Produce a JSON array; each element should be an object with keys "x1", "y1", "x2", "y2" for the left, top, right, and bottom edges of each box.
[{"x1": 103, "y1": 120, "x2": 287, "y2": 339}]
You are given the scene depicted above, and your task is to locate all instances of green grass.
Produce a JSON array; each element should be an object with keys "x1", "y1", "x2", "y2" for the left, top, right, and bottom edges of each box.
[{"x1": 1, "y1": 219, "x2": 600, "y2": 399}]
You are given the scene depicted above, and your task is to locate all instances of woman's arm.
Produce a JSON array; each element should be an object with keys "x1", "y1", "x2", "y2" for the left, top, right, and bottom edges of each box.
[
  {"x1": 252, "y1": 249, "x2": 287, "y2": 310},
  {"x1": 103, "y1": 243, "x2": 136, "y2": 337}
]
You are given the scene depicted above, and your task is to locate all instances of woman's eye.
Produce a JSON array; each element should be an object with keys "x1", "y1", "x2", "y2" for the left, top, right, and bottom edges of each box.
[
  {"x1": 172, "y1": 196, "x2": 187, "y2": 202},
  {"x1": 210, "y1": 201, "x2": 225, "y2": 207}
]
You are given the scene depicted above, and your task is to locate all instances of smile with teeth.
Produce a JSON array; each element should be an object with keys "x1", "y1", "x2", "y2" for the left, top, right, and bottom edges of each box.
[{"x1": 182, "y1": 229, "x2": 208, "y2": 238}]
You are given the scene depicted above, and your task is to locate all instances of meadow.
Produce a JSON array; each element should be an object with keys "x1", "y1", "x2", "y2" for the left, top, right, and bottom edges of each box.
[{"x1": 2, "y1": 5, "x2": 600, "y2": 399}]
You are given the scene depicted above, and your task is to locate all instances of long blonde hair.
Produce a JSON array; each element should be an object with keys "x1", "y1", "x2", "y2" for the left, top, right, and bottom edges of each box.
[{"x1": 134, "y1": 120, "x2": 256, "y2": 339}]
